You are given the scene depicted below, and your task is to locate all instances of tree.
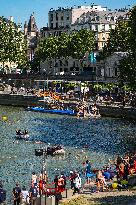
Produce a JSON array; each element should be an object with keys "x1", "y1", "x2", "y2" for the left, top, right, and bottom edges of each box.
[
  {"x1": 118, "y1": 6, "x2": 136, "y2": 89},
  {"x1": 35, "y1": 29, "x2": 95, "y2": 62},
  {"x1": 0, "y1": 16, "x2": 28, "y2": 72},
  {"x1": 99, "y1": 20, "x2": 130, "y2": 59},
  {"x1": 98, "y1": 6, "x2": 136, "y2": 89}
]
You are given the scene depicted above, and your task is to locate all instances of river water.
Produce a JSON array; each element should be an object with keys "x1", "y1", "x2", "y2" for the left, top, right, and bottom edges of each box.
[{"x1": 0, "y1": 105, "x2": 136, "y2": 203}]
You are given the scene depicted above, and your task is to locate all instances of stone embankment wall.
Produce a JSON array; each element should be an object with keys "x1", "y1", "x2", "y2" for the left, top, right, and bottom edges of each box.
[
  {"x1": 0, "y1": 94, "x2": 39, "y2": 107},
  {"x1": 0, "y1": 94, "x2": 136, "y2": 120},
  {"x1": 98, "y1": 105, "x2": 136, "y2": 120}
]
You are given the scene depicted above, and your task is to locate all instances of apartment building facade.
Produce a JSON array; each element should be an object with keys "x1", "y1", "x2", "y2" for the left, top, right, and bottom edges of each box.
[
  {"x1": 71, "y1": 10, "x2": 129, "y2": 50},
  {"x1": 41, "y1": 5, "x2": 107, "y2": 38},
  {"x1": 40, "y1": 5, "x2": 130, "y2": 81}
]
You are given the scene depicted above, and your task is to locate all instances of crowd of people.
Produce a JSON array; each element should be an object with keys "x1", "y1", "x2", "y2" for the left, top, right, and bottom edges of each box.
[
  {"x1": 1, "y1": 152, "x2": 136, "y2": 204},
  {"x1": 84, "y1": 152, "x2": 136, "y2": 192}
]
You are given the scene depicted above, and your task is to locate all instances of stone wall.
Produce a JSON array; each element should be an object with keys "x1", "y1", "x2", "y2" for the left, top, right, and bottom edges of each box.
[
  {"x1": 98, "y1": 105, "x2": 136, "y2": 120},
  {"x1": 0, "y1": 94, "x2": 39, "y2": 107},
  {"x1": 0, "y1": 94, "x2": 136, "y2": 120}
]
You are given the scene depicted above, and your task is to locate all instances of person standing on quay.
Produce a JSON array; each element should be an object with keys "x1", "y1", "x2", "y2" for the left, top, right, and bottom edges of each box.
[
  {"x1": 0, "y1": 183, "x2": 6, "y2": 205},
  {"x1": 73, "y1": 174, "x2": 81, "y2": 195},
  {"x1": 29, "y1": 183, "x2": 38, "y2": 205},
  {"x1": 12, "y1": 183, "x2": 21, "y2": 205}
]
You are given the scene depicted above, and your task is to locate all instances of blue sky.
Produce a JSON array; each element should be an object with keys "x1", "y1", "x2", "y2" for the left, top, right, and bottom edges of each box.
[{"x1": 0, "y1": 0, "x2": 135, "y2": 29}]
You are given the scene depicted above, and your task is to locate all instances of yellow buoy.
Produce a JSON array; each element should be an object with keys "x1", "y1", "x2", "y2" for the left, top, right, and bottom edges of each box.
[
  {"x1": 2, "y1": 116, "x2": 8, "y2": 121},
  {"x1": 112, "y1": 182, "x2": 118, "y2": 189}
]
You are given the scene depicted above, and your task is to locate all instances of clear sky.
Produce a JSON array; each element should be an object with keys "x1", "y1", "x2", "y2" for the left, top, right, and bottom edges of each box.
[{"x1": 0, "y1": 0, "x2": 135, "y2": 29}]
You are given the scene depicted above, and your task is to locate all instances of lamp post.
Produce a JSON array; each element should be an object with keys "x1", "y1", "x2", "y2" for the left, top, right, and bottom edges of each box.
[
  {"x1": 42, "y1": 146, "x2": 47, "y2": 205},
  {"x1": 35, "y1": 146, "x2": 47, "y2": 205}
]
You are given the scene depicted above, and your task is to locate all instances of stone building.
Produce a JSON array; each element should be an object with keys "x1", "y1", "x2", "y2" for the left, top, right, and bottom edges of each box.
[
  {"x1": 40, "y1": 55, "x2": 102, "y2": 80},
  {"x1": 103, "y1": 52, "x2": 128, "y2": 82},
  {"x1": 40, "y1": 5, "x2": 107, "y2": 38},
  {"x1": 40, "y1": 5, "x2": 130, "y2": 82},
  {"x1": 24, "y1": 13, "x2": 39, "y2": 61},
  {"x1": 71, "y1": 9, "x2": 129, "y2": 50}
]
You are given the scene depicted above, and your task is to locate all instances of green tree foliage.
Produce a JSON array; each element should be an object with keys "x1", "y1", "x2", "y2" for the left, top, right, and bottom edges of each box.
[
  {"x1": 118, "y1": 6, "x2": 136, "y2": 89},
  {"x1": 35, "y1": 29, "x2": 95, "y2": 61},
  {"x1": 99, "y1": 20, "x2": 130, "y2": 60},
  {"x1": 0, "y1": 17, "x2": 27, "y2": 71},
  {"x1": 99, "y1": 6, "x2": 136, "y2": 89}
]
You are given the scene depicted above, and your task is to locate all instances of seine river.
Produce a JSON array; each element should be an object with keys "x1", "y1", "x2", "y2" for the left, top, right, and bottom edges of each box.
[{"x1": 0, "y1": 105, "x2": 136, "y2": 203}]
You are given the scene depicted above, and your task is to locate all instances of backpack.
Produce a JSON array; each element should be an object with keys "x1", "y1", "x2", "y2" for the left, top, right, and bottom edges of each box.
[{"x1": 0, "y1": 188, "x2": 6, "y2": 203}]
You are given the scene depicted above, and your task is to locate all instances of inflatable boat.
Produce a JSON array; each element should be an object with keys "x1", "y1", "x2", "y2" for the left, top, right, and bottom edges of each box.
[
  {"x1": 27, "y1": 107, "x2": 76, "y2": 116},
  {"x1": 15, "y1": 134, "x2": 29, "y2": 140}
]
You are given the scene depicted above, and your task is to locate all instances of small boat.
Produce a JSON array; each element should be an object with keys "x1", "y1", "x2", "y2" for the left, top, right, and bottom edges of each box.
[
  {"x1": 53, "y1": 148, "x2": 65, "y2": 155},
  {"x1": 15, "y1": 134, "x2": 29, "y2": 140},
  {"x1": 47, "y1": 145, "x2": 65, "y2": 156},
  {"x1": 26, "y1": 106, "x2": 76, "y2": 116},
  {"x1": 15, "y1": 130, "x2": 29, "y2": 140},
  {"x1": 35, "y1": 146, "x2": 65, "y2": 156}
]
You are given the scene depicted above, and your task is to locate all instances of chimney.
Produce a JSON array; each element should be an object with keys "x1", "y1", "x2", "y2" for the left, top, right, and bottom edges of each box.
[{"x1": 9, "y1": 16, "x2": 14, "y2": 22}]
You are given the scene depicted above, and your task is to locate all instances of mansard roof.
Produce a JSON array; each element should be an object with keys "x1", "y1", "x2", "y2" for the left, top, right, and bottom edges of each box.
[{"x1": 72, "y1": 10, "x2": 129, "y2": 25}]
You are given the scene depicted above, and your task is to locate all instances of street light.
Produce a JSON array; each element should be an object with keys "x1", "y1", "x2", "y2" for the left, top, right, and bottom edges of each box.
[{"x1": 35, "y1": 146, "x2": 47, "y2": 205}]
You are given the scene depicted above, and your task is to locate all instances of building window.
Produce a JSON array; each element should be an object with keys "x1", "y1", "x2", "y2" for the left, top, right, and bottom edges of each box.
[
  {"x1": 94, "y1": 25, "x2": 98, "y2": 31},
  {"x1": 60, "y1": 22, "x2": 64, "y2": 27},
  {"x1": 60, "y1": 60, "x2": 62, "y2": 66},
  {"x1": 64, "y1": 68, "x2": 68, "y2": 72},
  {"x1": 102, "y1": 25, "x2": 105, "y2": 31},
  {"x1": 107, "y1": 16, "x2": 111, "y2": 21},
  {"x1": 56, "y1": 23, "x2": 58, "y2": 28},
  {"x1": 59, "y1": 31, "x2": 62, "y2": 36},
  {"x1": 65, "y1": 60, "x2": 68, "y2": 66},
  {"x1": 50, "y1": 14, "x2": 53, "y2": 21},
  {"x1": 115, "y1": 66, "x2": 118, "y2": 76},
  {"x1": 61, "y1": 15, "x2": 63, "y2": 20},
  {"x1": 56, "y1": 13, "x2": 58, "y2": 21},
  {"x1": 67, "y1": 15, "x2": 69, "y2": 20},
  {"x1": 50, "y1": 23, "x2": 53, "y2": 29},
  {"x1": 102, "y1": 42, "x2": 105, "y2": 47},
  {"x1": 109, "y1": 24, "x2": 112, "y2": 29}
]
